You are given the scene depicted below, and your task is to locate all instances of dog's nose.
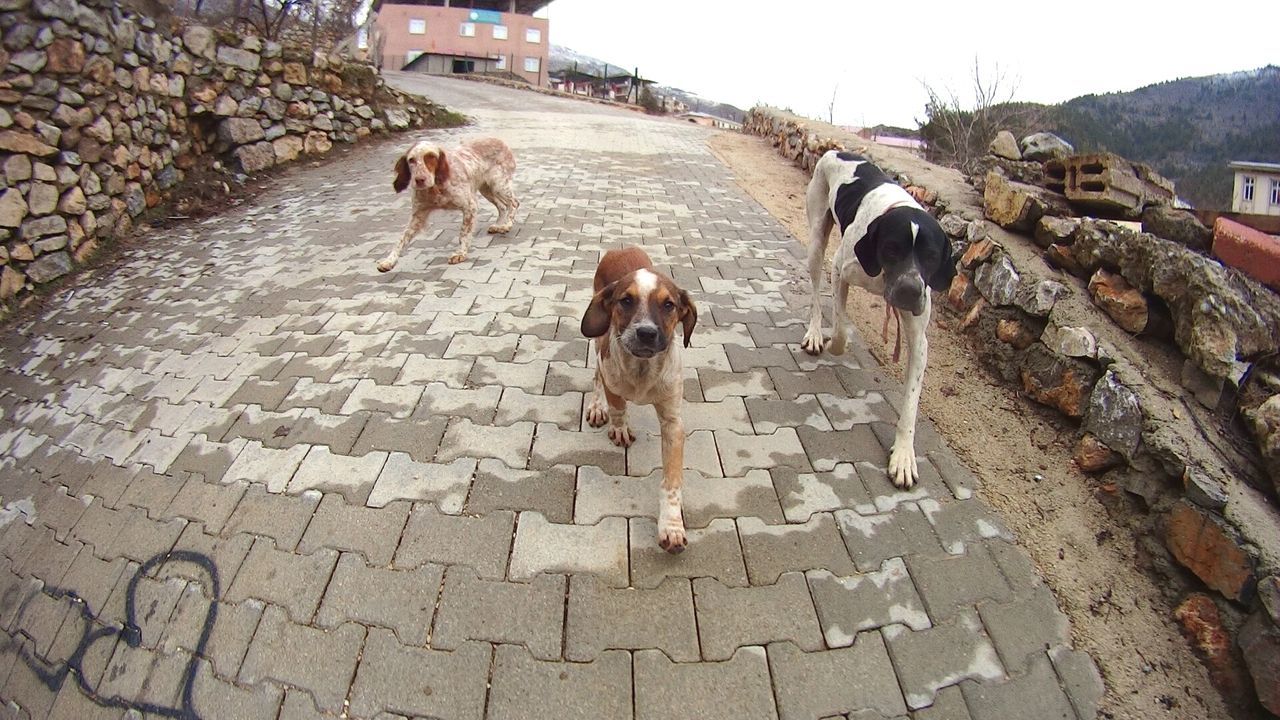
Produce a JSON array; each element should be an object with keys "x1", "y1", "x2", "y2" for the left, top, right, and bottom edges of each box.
[
  {"x1": 889, "y1": 276, "x2": 926, "y2": 315},
  {"x1": 635, "y1": 325, "x2": 659, "y2": 345},
  {"x1": 415, "y1": 178, "x2": 427, "y2": 187}
]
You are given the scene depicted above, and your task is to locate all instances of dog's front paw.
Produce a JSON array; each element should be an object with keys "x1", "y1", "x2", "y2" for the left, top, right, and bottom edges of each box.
[
  {"x1": 607, "y1": 424, "x2": 635, "y2": 448},
  {"x1": 376, "y1": 258, "x2": 396, "y2": 273},
  {"x1": 800, "y1": 329, "x2": 828, "y2": 356},
  {"x1": 887, "y1": 443, "x2": 918, "y2": 489},
  {"x1": 585, "y1": 399, "x2": 609, "y2": 428},
  {"x1": 487, "y1": 223, "x2": 512, "y2": 234},
  {"x1": 447, "y1": 252, "x2": 467, "y2": 265},
  {"x1": 657, "y1": 523, "x2": 687, "y2": 554}
]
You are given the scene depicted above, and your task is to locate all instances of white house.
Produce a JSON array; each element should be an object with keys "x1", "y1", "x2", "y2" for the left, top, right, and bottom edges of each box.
[{"x1": 1229, "y1": 161, "x2": 1280, "y2": 216}]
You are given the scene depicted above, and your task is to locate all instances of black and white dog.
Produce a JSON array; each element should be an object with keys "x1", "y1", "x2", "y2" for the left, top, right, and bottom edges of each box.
[{"x1": 800, "y1": 150, "x2": 956, "y2": 488}]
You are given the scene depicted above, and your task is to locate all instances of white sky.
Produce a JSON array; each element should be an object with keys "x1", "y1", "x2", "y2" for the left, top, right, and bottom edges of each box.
[{"x1": 540, "y1": 0, "x2": 1280, "y2": 128}]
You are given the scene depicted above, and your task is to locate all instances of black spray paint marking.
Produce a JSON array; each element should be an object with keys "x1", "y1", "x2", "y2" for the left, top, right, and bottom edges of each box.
[{"x1": 19, "y1": 550, "x2": 219, "y2": 719}]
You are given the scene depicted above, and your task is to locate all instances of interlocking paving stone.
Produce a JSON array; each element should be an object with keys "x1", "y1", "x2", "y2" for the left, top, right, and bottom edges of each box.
[
  {"x1": 288, "y1": 446, "x2": 387, "y2": 504},
  {"x1": 807, "y1": 558, "x2": 932, "y2": 647},
  {"x1": 976, "y1": 586, "x2": 1071, "y2": 674},
  {"x1": 738, "y1": 513, "x2": 856, "y2": 585},
  {"x1": 432, "y1": 567, "x2": 564, "y2": 659},
  {"x1": 160, "y1": 587, "x2": 265, "y2": 681},
  {"x1": 960, "y1": 653, "x2": 1077, "y2": 720},
  {"x1": 767, "y1": 637, "x2": 909, "y2": 719},
  {"x1": 624, "y1": 428, "x2": 722, "y2": 478},
  {"x1": 296, "y1": 494, "x2": 409, "y2": 566},
  {"x1": 487, "y1": 645, "x2": 633, "y2": 720},
  {"x1": 222, "y1": 484, "x2": 320, "y2": 551},
  {"x1": 316, "y1": 552, "x2": 442, "y2": 645},
  {"x1": 699, "y1": 368, "x2": 776, "y2": 402},
  {"x1": 1049, "y1": 645, "x2": 1106, "y2": 720},
  {"x1": 693, "y1": 573, "x2": 823, "y2": 661},
  {"x1": 466, "y1": 459, "x2": 575, "y2": 523},
  {"x1": 906, "y1": 543, "x2": 1014, "y2": 623},
  {"x1": 351, "y1": 412, "x2": 448, "y2": 463},
  {"x1": 509, "y1": 512, "x2": 628, "y2": 586},
  {"x1": 744, "y1": 394, "x2": 832, "y2": 435},
  {"x1": 912, "y1": 685, "x2": 972, "y2": 720},
  {"x1": 347, "y1": 629, "x2": 489, "y2": 720},
  {"x1": 223, "y1": 440, "x2": 307, "y2": 493},
  {"x1": 163, "y1": 473, "x2": 247, "y2": 532},
  {"x1": 883, "y1": 609, "x2": 1006, "y2": 710},
  {"x1": 576, "y1": 467, "x2": 782, "y2": 527},
  {"x1": 239, "y1": 605, "x2": 365, "y2": 714},
  {"x1": 797, "y1": 424, "x2": 888, "y2": 473},
  {"x1": 366, "y1": 453, "x2": 474, "y2": 512},
  {"x1": 437, "y1": 418, "x2": 533, "y2": 468},
  {"x1": 494, "y1": 387, "x2": 581, "y2": 429},
  {"x1": 531, "y1": 421, "x2": 625, "y2": 475},
  {"x1": 716, "y1": 428, "x2": 809, "y2": 478},
  {"x1": 634, "y1": 646, "x2": 777, "y2": 720},
  {"x1": 836, "y1": 502, "x2": 946, "y2": 573},
  {"x1": 773, "y1": 463, "x2": 877, "y2": 523},
  {"x1": 567, "y1": 576, "x2": 698, "y2": 661},
  {"x1": 225, "y1": 538, "x2": 338, "y2": 623},
  {"x1": 629, "y1": 517, "x2": 748, "y2": 588},
  {"x1": 919, "y1": 496, "x2": 1014, "y2": 555},
  {"x1": 394, "y1": 504, "x2": 514, "y2": 579}
]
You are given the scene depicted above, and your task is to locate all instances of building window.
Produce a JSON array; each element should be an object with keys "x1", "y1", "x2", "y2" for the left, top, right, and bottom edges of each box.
[
  {"x1": 1243, "y1": 176, "x2": 1255, "y2": 202},
  {"x1": 408, "y1": 18, "x2": 425, "y2": 34},
  {"x1": 492, "y1": 24, "x2": 508, "y2": 40},
  {"x1": 460, "y1": 22, "x2": 476, "y2": 37},
  {"x1": 405, "y1": 50, "x2": 424, "y2": 63},
  {"x1": 492, "y1": 54, "x2": 506, "y2": 70},
  {"x1": 525, "y1": 27, "x2": 541, "y2": 43},
  {"x1": 524, "y1": 57, "x2": 540, "y2": 73},
  {"x1": 1272, "y1": 179, "x2": 1280, "y2": 206}
]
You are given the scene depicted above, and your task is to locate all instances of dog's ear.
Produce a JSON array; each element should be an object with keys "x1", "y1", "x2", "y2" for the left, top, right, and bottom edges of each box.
[
  {"x1": 678, "y1": 289, "x2": 697, "y2": 348},
  {"x1": 855, "y1": 215, "x2": 886, "y2": 277},
  {"x1": 928, "y1": 242, "x2": 958, "y2": 291},
  {"x1": 393, "y1": 154, "x2": 409, "y2": 193},
  {"x1": 581, "y1": 281, "x2": 617, "y2": 338},
  {"x1": 434, "y1": 150, "x2": 450, "y2": 187}
]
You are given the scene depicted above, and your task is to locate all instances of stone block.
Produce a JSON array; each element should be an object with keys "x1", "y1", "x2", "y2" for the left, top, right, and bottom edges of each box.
[
  {"x1": 1213, "y1": 217, "x2": 1280, "y2": 291},
  {"x1": 693, "y1": 572, "x2": 823, "y2": 660},
  {"x1": 634, "y1": 646, "x2": 777, "y2": 720},
  {"x1": 487, "y1": 645, "x2": 632, "y2": 720},
  {"x1": 566, "y1": 575, "x2": 698, "y2": 661},
  {"x1": 433, "y1": 568, "x2": 565, "y2": 659},
  {"x1": 238, "y1": 605, "x2": 363, "y2": 713},
  {"x1": 767, "y1": 637, "x2": 908, "y2": 719},
  {"x1": 1166, "y1": 500, "x2": 1256, "y2": 602}
]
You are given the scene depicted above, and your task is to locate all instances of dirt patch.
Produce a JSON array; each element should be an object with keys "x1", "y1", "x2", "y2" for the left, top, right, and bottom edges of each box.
[{"x1": 707, "y1": 131, "x2": 1232, "y2": 720}]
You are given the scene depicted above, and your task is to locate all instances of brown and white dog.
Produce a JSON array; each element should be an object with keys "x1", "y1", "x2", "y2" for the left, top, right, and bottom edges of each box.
[
  {"x1": 377, "y1": 137, "x2": 519, "y2": 271},
  {"x1": 581, "y1": 247, "x2": 697, "y2": 553}
]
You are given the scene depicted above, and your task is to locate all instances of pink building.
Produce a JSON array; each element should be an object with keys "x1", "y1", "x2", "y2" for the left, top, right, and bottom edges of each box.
[{"x1": 373, "y1": 1, "x2": 551, "y2": 85}]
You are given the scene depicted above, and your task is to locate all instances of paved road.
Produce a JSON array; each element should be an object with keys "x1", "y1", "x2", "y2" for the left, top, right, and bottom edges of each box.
[{"x1": 0, "y1": 73, "x2": 1101, "y2": 719}]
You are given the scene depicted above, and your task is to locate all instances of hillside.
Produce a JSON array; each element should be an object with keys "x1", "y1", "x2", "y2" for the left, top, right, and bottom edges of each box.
[
  {"x1": 1046, "y1": 66, "x2": 1280, "y2": 209},
  {"x1": 548, "y1": 44, "x2": 745, "y2": 122}
]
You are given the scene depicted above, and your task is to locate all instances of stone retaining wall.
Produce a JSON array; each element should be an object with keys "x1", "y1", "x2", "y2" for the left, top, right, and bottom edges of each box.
[
  {"x1": 0, "y1": 0, "x2": 453, "y2": 307},
  {"x1": 745, "y1": 106, "x2": 1280, "y2": 714}
]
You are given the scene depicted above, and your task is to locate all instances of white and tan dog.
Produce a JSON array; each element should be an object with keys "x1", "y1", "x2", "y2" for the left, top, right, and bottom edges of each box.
[
  {"x1": 378, "y1": 137, "x2": 519, "y2": 270},
  {"x1": 581, "y1": 247, "x2": 697, "y2": 553},
  {"x1": 801, "y1": 150, "x2": 957, "y2": 488}
]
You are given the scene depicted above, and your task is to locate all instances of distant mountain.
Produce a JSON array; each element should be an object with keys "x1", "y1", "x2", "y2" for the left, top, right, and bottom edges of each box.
[
  {"x1": 1046, "y1": 66, "x2": 1280, "y2": 209},
  {"x1": 548, "y1": 44, "x2": 745, "y2": 122}
]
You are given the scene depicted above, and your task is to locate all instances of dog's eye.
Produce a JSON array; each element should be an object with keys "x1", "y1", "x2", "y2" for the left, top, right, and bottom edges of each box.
[
  {"x1": 619, "y1": 295, "x2": 634, "y2": 307},
  {"x1": 662, "y1": 300, "x2": 676, "y2": 312}
]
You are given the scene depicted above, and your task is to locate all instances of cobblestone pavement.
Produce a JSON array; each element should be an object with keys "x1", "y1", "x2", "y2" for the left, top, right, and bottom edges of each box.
[{"x1": 0, "y1": 73, "x2": 1102, "y2": 719}]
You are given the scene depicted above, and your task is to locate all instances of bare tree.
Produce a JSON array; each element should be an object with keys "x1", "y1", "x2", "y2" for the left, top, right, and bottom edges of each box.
[
  {"x1": 917, "y1": 58, "x2": 1044, "y2": 175},
  {"x1": 827, "y1": 83, "x2": 839, "y2": 125}
]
